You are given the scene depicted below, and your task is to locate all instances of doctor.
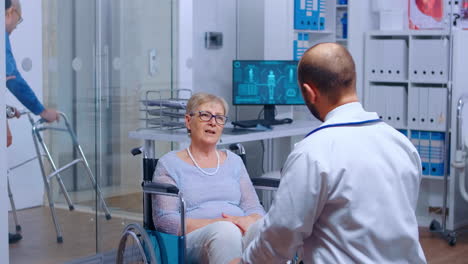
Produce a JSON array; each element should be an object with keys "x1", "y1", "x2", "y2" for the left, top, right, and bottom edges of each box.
[{"x1": 233, "y1": 43, "x2": 427, "y2": 263}]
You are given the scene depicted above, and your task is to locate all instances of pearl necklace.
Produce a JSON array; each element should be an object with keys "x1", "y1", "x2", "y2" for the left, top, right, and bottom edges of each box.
[{"x1": 186, "y1": 147, "x2": 220, "y2": 176}]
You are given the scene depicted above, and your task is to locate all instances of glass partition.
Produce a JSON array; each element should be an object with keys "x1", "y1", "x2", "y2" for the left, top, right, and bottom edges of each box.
[{"x1": 9, "y1": 0, "x2": 176, "y2": 262}]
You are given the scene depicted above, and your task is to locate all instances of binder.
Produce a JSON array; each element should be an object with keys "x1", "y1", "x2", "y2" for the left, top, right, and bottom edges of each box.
[
  {"x1": 410, "y1": 130, "x2": 420, "y2": 161},
  {"x1": 411, "y1": 38, "x2": 449, "y2": 82},
  {"x1": 383, "y1": 86, "x2": 393, "y2": 125},
  {"x1": 419, "y1": 131, "x2": 431, "y2": 176},
  {"x1": 427, "y1": 87, "x2": 447, "y2": 131},
  {"x1": 318, "y1": 0, "x2": 326, "y2": 30},
  {"x1": 293, "y1": 33, "x2": 309, "y2": 60},
  {"x1": 383, "y1": 39, "x2": 407, "y2": 81},
  {"x1": 294, "y1": 0, "x2": 325, "y2": 30},
  {"x1": 375, "y1": 86, "x2": 386, "y2": 121},
  {"x1": 367, "y1": 85, "x2": 379, "y2": 114},
  {"x1": 429, "y1": 132, "x2": 445, "y2": 176},
  {"x1": 391, "y1": 85, "x2": 407, "y2": 128},
  {"x1": 418, "y1": 88, "x2": 429, "y2": 130},
  {"x1": 398, "y1": 129, "x2": 408, "y2": 137},
  {"x1": 408, "y1": 87, "x2": 419, "y2": 129}
]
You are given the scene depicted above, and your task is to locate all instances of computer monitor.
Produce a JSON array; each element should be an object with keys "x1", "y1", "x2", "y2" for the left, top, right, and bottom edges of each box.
[{"x1": 232, "y1": 60, "x2": 304, "y2": 127}]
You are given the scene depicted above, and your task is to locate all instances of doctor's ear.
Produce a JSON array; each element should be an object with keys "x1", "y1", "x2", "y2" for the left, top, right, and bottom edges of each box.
[{"x1": 302, "y1": 83, "x2": 319, "y2": 104}]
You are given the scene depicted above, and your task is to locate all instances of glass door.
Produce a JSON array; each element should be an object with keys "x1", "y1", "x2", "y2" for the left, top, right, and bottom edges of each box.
[
  {"x1": 93, "y1": 0, "x2": 177, "y2": 254},
  {"x1": 8, "y1": 0, "x2": 177, "y2": 263}
]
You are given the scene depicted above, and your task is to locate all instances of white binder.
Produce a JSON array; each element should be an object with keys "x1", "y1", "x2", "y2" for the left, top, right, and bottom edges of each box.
[
  {"x1": 384, "y1": 86, "x2": 393, "y2": 126},
  {"x1": 388, "y1": 40, "x2": 408, "y2": 81},
  {"x1": 367, "y1": 85, "x2": 380, "y2": 114},
  {"x1": 377, "y1": 86, "x2": 387, "y2": 121},
  {"x1": 408, "y1": 87, "x2": 419, "y2": 129},
  {"x1": 427, "y1": 87, "x2": 447, "y2": 131},
  {"x1": 418, "y1": 88, "x2": 429, "y2": 130},
  {"x1": 392, "y1": 85, "x2": 406, "y2": 128}
]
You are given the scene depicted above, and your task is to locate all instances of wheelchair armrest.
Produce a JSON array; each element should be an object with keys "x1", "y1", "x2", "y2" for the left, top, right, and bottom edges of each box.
[
  {"x1": 252, "y1": 177, "x2": 280, "y2": 188},
  {"x1": 143, "y1": 182, "x2": 179, "y2": 195}
]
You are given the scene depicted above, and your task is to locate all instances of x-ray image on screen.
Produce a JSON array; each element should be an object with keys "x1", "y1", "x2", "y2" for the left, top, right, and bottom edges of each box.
[{"x1": 232, "y1": 60, "x2": 305, "y2": 105}]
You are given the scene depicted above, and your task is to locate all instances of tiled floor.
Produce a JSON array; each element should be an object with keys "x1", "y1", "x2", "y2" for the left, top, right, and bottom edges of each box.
[{"x1": 8, "y1": 206, "x2": 139, "y2": 264}]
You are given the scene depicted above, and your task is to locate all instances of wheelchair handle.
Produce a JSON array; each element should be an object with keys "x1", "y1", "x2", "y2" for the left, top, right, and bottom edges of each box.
[
  {"x1": 143, "y1": 182, "x2": 179, "y2": 195},
  {"x1": 131, "y1": 147, "x2": 143, "y2": 156},
  {"x1": 252, "y1": 177, "x2": 280, "y2": 188}
]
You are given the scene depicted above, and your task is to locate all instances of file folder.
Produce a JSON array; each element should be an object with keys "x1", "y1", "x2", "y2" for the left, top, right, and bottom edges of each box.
[
  {"x1": 293, "y1": 33, "x2": 309, "y2": 60},
  {"x1": 419, "y1": 131, "x2": 431, "y2": 176},
  {"x1": 375, "y1": 86, "x2": 387, "y2": 120},
  {"x1": 429, "y1": 132, "x2": 445, "y2": 176},
  {"x1": 398, "y1": 129, "x2": 408, "y2": 137},
  {"x1": 383, "y1": 86, "x2": 393, "y2": 125},
  {"x1": 428, "y1": 87, "x2": 447, "y2": 131},
  {"x1": 408, "y1": 87, "x2": 419, "y2": 129},
  {"x1": 418, "y1": 88, "x2": 429, "y2": 130},
  {"x1": 294, "y1": 0, "x2": 326, "y2": 30},
  {"x1": 390, "y1": 85, "x2": 407, "y2": 128}
]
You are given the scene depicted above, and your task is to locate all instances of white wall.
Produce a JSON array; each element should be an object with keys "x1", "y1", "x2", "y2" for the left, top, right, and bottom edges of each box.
[
  {"x1": 6, "y1": 0, "x2": 44, "y2": 209},
  {"x1": 177, "y1": 0, "x2": 193, "y2": 92},
  {"x1": 192, "y1": 0, "x2": 237, "y2": 116},
  {"x1": 348, "y1": 0, "x2": 375, "y2": 102},
  {"x1": 1, "y1": 4, "x2": 8, "y2": 262},
  {"x1": 183, "y1": 0, "x2": 298, "y2": 176}
]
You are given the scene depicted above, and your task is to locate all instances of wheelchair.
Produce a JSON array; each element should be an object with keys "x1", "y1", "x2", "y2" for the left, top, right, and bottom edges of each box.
[{"x1": 116, "y1": 145, "x2": 281, "y2": 264}]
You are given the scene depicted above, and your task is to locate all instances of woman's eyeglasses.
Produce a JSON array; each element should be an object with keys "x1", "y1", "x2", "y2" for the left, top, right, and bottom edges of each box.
[{"x1": 190, "y1": 111, "x2": 228, "y2": 125}]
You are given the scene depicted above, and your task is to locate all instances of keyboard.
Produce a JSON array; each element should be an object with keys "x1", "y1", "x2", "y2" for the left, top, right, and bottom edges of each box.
[
  {"x1": 231, "y1": 118, "x2": 293, "y2": 128},
  {"x1": 223, "y1": 127, "x2": 262, "y2": 135}
]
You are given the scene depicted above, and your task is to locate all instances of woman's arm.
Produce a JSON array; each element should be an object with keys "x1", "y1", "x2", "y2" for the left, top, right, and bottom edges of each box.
[
  {"x1": 238, "y1": 162, "x2": 266, "y2": 216},
  {"x1": 222, "y1": 159, "x2": 266, "y2": 233},
  {"x1": 152, "y1": 163, "x2": 183, "y2": 235}
]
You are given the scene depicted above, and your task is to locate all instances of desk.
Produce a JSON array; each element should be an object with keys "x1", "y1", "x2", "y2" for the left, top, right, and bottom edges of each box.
[{"x1": 129, "y1": 120, "x2": 321, "y2": 160}]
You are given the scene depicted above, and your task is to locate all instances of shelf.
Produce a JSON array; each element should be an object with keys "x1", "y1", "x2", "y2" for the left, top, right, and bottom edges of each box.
[
  {"x1": 368, "y1": 79, "x2": 409, "y2": 84},
  {"x1": 336, "y1": 4, "x2": 348, "y2": 9},
  {"x1": 407, "y1": 126, "x2": 448, "y2": 133},
  {"x1": 392, "y1": 126, "x2": 408, "y2": 131},
  {"x1": 294, "y1": 30, "x2": 333, "y2": 34},
  {"x1": 422, "y1": 175, "x2": 448, "y2": 180},
  {"x1": 410, "y1": 30, "x2": 450, "y2": 37},
  {"x1": 368, "y1": 31, "x2": 412, "y2": 37},
  {"x1": 368, "y1": 30, "x2": 450, "y2": 37},
  {"x1": 409, "y1": 80, "x2": 449, "y2": 85}
]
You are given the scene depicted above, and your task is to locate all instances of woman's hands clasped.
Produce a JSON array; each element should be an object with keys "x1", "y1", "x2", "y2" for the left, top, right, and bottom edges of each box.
[{"x1": 222, "y1": 213, "x2": 262, "y2": 234}]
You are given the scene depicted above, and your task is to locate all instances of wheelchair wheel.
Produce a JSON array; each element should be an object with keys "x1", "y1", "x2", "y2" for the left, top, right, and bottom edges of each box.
[{"x1": 116, "y1": 223, "x2": 157, "y2": 264}]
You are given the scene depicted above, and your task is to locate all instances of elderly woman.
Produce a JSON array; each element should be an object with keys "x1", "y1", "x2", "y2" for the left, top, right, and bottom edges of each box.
[{"x1": 152, "y1": 92, "x2": 265, "y2": 264}]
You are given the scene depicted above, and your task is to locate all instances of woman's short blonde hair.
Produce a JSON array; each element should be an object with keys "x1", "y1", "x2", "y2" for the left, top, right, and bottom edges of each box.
[{"x1": 186, "y1": 93, "x2": 229, "y2": 116}]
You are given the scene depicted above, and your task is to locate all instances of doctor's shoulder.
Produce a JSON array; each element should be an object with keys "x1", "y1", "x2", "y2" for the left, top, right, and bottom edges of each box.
[{"x1": 292, "y1": 135, "x2": 332, "y2": 159}]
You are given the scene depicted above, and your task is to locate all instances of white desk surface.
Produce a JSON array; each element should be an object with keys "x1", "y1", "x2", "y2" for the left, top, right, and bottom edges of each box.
[{"x1": 129, "y1": 120, "x2": 321, "y2": 145}]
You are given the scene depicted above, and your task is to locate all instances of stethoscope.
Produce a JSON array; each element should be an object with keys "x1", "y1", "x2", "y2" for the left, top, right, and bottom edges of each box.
[{"x1": 305, "y1": 119, "x2": 383, "y2": 138}]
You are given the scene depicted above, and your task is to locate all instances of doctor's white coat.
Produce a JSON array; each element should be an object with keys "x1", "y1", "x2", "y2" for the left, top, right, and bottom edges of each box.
[{"x1": 242, "y1": 102, "x2": 427, "y2": 264}]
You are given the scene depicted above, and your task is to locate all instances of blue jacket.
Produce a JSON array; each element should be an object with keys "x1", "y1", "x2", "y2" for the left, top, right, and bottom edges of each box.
[{"x1": 5, "y1": 32, "x2": 45, "y2": 115}]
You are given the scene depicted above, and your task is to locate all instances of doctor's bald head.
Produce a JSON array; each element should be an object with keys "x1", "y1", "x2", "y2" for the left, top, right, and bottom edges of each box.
[
  {"x1": 298, "y1": 43, "x2": 356, "y2": 102},
  {"x1": 297, "y1": 43, "x2": 358, "y2": 121}
]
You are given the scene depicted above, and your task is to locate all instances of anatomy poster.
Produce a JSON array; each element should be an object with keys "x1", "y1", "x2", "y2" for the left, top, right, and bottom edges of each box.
[{"x1": 409, "y1": 0, "x2": 446, "y2": 29}]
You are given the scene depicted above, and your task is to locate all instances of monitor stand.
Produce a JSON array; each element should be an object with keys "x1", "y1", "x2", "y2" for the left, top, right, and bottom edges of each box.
[{"x1": 231, "y1": 105, "x2": 293, "y2": 128}]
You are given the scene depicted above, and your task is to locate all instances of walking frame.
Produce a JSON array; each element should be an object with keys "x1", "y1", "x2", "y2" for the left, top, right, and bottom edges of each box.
[
  {"x1": 7, "y1": 155, "x2": 40, "y2": 234},
  {"x1": 26, "y1": 111, "x2": 111, "y2": 243}
]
